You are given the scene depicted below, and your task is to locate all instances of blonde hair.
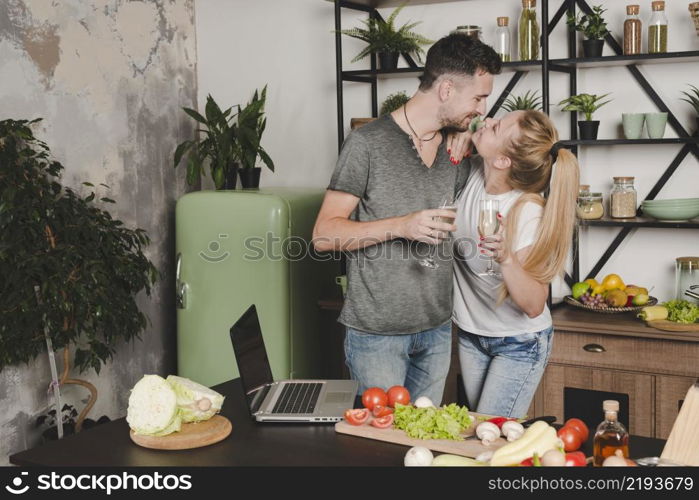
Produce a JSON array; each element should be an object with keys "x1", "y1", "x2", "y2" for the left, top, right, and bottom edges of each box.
[{"x1": 497, "y1": 110, "x2": 580, "y2": 304}]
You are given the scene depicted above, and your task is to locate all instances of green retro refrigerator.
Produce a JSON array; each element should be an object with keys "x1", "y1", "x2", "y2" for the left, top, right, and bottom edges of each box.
[{"x1": 175, "y1": 188, "x2": 339, "y2": 387}]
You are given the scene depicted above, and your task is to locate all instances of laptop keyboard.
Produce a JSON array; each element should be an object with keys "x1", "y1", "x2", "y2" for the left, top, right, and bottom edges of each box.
[{"x1": 271, "y1": 382, "x2": 323, "y2": 414}]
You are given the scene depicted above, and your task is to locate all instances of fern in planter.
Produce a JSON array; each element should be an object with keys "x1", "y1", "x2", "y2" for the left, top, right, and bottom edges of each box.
[
  {"x1": 501, "y1": 90, "x2": 543, "y2": 112},
  {"x1": 0, "y1": 118, "x2": 157, "y2": 433}
]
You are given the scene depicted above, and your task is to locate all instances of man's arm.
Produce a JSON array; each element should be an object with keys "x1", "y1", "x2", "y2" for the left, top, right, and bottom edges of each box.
[{"x1": 312, "y1": 190, "x2": 457, "y2": 252}]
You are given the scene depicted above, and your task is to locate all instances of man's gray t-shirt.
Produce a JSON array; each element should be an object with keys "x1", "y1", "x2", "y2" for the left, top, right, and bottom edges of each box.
[{"x1": 328, "y1": 114, "x2": 470, "y2": 334}]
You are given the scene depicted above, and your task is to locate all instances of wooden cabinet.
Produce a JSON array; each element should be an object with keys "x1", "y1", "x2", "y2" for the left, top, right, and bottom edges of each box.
[{"x1": 656, "y1": 375, "x2": 698, "y2": 439}]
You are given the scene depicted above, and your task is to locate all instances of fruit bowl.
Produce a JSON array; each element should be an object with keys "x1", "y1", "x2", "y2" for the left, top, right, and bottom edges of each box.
[{"x1": 564, "y1": 295, "x2": 658, "y2": 314}]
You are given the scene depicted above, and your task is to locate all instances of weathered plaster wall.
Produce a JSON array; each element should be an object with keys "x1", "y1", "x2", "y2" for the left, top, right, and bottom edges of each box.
[{"x1": 0, "y1": 0, "x2": 197, "y2": 464}]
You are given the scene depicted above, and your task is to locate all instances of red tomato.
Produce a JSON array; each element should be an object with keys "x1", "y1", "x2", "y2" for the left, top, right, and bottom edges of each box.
[
  {"x1": 343, "y1": 408, "x2": 369, "y2": 426},
  {"x1": 563, "y1": 418, "x2": 589, "y2": 442},
  {"x1": 362, "y1": 387, "x2": 388, "y2": 410},
  {"x1": 370, "y1": 413, "x2": 394, "y2": 429},
  {"x1": 565, "y1": 451, "x2": 587, "y2": 467},
  {"x1": 386, "y1": 386, "x2": 410, "y2": 407},
  {"x1": 558, "y1": 426, "x2": 583, "y2": 452},
  {"x1": 372, "y1": 405, "x2": 393, "y2": 418}
]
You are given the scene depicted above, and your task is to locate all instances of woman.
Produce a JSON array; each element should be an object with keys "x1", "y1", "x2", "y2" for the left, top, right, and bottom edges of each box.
[{"x1": 449, "y1": 109, "x2": 579, "y2": 418}]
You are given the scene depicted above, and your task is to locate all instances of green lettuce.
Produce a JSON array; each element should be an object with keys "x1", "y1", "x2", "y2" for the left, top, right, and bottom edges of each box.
[
  {"x1": 393, "y1": 403, "x2": 473, "y2": 440},
  {"x1": 663, "y1": 300, "x2": 699, "y2": 324},
  {"x1": 126, "y1": 374, "x2": 180, "y2": 436}
]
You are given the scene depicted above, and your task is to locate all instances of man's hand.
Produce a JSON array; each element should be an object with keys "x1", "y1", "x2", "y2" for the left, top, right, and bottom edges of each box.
[{"x1": 398, "y1": 209, "x2": 457, "y2": 245}]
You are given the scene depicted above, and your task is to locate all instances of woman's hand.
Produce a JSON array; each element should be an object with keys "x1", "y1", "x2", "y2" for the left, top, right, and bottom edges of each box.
[
  {"x1": 446, "y1": 129, "x2": 473, "y2": 165},
  {"x1": 478, "y1": 213, "x2": 512, "y2": 265}
]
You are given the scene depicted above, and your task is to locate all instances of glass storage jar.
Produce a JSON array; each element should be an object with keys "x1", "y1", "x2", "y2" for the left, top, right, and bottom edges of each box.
[
  {"x1": 610, "y1": 177, "x2": 637, "y2": 218},
  {"x1": 675, "y1": 257, "x2": 699, "y2": 303},
  {"x1": 452, "y1": 25, "x2": 482, "y2": 40},
  {"x1": 577, "y1": 192, "x2": 605, "y2": 220},
  {"x1": 648, "y1": 0, "x2": 668, "y2": 54},
  {"x1": 495, "y1": 17, "x2": 511, "y2": 62}
]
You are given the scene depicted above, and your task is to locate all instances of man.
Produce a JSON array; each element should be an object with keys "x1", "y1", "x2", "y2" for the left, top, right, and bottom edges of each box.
[{"x1": 313, "y1": 34, "x2": 501, "y2": 405}]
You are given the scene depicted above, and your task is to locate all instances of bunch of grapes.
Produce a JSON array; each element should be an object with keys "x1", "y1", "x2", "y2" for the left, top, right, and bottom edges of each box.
[{"x1": 579, "y1": 292, "x2": 608, "y2": 308}]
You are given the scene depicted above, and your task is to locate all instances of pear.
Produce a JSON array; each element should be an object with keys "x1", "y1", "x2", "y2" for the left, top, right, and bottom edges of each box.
[
  {"x1": 606, "y1": 289, "x2": 628, "y2": 308},
  {"x1": 632, "y1": 293, "x2": 650, "y2": 306}
]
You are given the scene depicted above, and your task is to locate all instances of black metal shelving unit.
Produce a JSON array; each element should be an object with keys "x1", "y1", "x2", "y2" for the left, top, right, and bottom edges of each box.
[{"x1": 333, "y1": 0, "x2": 699, "y2": 288}]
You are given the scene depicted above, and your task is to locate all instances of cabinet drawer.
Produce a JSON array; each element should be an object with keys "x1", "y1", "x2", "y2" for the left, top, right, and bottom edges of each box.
[{"x1": 550, "y1": 331, "x2": 699, "y2": 377}]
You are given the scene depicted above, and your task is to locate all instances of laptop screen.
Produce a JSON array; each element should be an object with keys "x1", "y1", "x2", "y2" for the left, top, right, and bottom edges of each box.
[{"x1": 229, "y1": 305, "x2": 275, "y2": 409}]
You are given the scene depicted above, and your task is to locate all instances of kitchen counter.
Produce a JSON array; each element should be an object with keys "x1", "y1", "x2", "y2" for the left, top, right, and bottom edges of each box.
[{"x1": 10, "y1": 378, "x2": 665, "y2": 467}]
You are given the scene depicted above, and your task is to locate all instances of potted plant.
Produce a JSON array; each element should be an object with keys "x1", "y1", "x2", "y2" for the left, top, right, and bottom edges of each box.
[
  {"x1": 380, "y1": 91, "x2": 410, "y2": 115},
  {"x1": 680, "y1": 84, "x2": 699, "y2": 135},
  {"x1": 0, "y1": 118, "x2": 157, "y2": 437},
  {"x1": 566, "y1": 4, "x2": 610, "y2": 58},
  {"x1": 336, "y1": 3, "x2": 432, "y2": 70},
  {"x1": 233, "y1": 85, "x2": 275, "y2": 189},
  {"x1": 174, "y1": 94, "x2": 239, "y2": 190},
  {"x1": 501, "y1": 90, "x2": 543, "y2": 111},
  {"x1": 558, "y1": 93, "x2": 612, "y2": 139}
]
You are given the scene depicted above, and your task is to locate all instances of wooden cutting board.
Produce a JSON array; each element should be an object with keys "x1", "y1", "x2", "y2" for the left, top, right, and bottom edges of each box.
[
  {"x1": 661, "y1": 383, "x2": 699, "y2": 466},
  {"x1": 130, "y1": 415, "x2": 232, "y2": 450},
  {"x1": 647, "y1": 319, "x2": 699, "y2": 332},
  {"x1": 335, "y1": 412, "x2": 507, "y2": 458}
]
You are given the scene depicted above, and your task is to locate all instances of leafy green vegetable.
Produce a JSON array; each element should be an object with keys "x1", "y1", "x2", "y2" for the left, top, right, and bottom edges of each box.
[
  {"x1": 393, "y1": 403, "x2": 473, "y2": 440},
  {"x1": 663, "y1": 300, "x2": 699, "y2": 324}
]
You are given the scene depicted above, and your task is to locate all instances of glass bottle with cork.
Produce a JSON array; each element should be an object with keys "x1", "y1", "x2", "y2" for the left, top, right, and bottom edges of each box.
[
  {"x1": 495, "y1": 17, "x2": 511, "y2": 62},
  {"x1": 648, "y1": 1, "x2": 668, "y2": 54},
  {"x1": 593, "y1": 400, "x2": 630, "y2": 466},
  {"x1": 519, "y1": 0, "x2": 539, "y2": 61},
  {"x1": 610, "y1": 177, "x2": 637, "y2": 218},
  {"x1": 623, "y1": 5, "x2": 642, "y2": 55}
]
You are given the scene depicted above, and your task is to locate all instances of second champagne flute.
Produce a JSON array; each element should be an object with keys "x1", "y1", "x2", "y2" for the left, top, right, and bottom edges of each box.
[{"x1": 478, "y1": 199, "x2": 501, "y2": 277}]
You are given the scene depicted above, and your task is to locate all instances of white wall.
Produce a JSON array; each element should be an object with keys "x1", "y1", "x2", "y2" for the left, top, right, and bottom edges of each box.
[{"x1": 197, "y1": 0, "x2": 699, "y2": 301}]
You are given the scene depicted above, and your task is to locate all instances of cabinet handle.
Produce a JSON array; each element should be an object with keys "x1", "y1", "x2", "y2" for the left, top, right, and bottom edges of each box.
[{"x1": 583, "y1": 343, "x2": 606, "y2": 353}]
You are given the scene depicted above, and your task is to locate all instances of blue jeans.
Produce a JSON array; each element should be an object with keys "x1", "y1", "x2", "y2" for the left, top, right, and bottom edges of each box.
[
  {"x1": 344, "y1": 321, "x2": 452, "y2": 406},
  {"x1": 457, "y1": 326, "x2": 554, "y2": 418}
]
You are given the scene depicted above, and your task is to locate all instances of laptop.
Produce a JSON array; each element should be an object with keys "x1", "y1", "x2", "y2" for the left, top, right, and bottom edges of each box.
[{"x1": 229, "y1": 304, "x2": 358, "y2": 422}]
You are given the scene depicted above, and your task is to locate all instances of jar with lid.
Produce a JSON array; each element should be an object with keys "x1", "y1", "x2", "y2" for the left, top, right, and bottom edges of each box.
[
  {"x1": 519, "y1": 0, "x2": 539, "y2": 61},
  {"x1": 577, "y1": 192, "x2": 605, "y2": 220},
  {"x1": 623, "y1": 5, "x2": 642, "y2": 55},
  {"x1": 648, "y1": 1, "x2": 668, "y2": 54},
  {"x1": 452, "y1": 25, "x2": 482, "y2": 40},
  {"x1": 675, "y1": 257, "x2": 699, "y2": 304},
  {"x1": 610, "y1": 177, "x2": 637, "y2": 218},
  {"x1": 495, "y1": 17, "x2": 511, "y2": 62}
]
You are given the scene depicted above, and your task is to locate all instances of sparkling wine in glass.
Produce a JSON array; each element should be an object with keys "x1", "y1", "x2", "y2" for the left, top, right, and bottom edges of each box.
[
  {"x1": 478, "y1": 199, "x2": 501, "y2": 277},
  {"x1": 419, "y1": 195, "x2": 456, "y2": 269}
]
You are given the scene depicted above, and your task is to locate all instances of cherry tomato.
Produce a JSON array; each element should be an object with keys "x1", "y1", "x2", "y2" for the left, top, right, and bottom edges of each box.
[
  {"x1": 372, "y1": 405, "x2": 393, "y2": 418},
  {"x1": 386, "y1": 386, "x2": 410, "y2": 407},
  {"x1": 343, "y1": 408, "x2": 369, "y2": 426},
  {"x1": 370, "y1": 413, "x2": 394, "y2": 429},
  {"x1": 558, "y1": 426, "x2": 583, "y2": 452},
  {"x1": 563, "y1": 418, "x2": 589, "y2": 442},
  {"x1": 362, "y1": 387, "x2": 388, "y2": 410},
  {"x1": 565, "y1": 451, "x2": 587, "y2": 467}
]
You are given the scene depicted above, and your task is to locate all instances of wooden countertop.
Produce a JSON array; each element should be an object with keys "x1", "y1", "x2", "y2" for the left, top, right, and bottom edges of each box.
[{"x1": 319, "y1": 298, "x2": 699, "y2": 343}]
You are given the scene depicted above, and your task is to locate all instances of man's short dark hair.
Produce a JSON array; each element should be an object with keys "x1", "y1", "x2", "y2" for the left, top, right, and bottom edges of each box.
[{"x1": 419, "y1": 34, "x2": 502, "y2": 91}]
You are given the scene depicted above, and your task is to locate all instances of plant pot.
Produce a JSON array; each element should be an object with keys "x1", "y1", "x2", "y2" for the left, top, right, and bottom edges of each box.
[
  {"x1": 578, "y1": 120, "x2": 600, "y2": 140},
  {"x1": 239, "y1": 167, "x2": 262, "y2": 189},
  {"x1": 582, "y1": 39, "x2": 604, "y2": 58},
  {"x1": 41, "y1": 422, "x2": 75, "y2": 444},
  {"x1": 221, "y1": 163, "x2": 239, "y2": 190},
  {"x1": 377, "y1": 51, "x2": 399, "y2": 70}
]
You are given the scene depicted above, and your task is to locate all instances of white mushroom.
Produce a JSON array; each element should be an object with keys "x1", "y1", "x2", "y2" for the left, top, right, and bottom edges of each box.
[
  {"x1": 476, "y1": 421, "x2": 501, "y2": 446},
  {"x1": 501, "y1": 420, "x2": 525, "y2": 442},
  {"x1": 475, "y1": 450, "x2": 494, "y2": 463}
]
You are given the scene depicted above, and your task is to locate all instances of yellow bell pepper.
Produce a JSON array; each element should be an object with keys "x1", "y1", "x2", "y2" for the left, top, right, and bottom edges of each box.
[
  {"x1": 489, "y1": 421, "x2": 560, "y2": 466},
  {"x1": 637, "y1": 305, "x2": 668, "y2": 321}
]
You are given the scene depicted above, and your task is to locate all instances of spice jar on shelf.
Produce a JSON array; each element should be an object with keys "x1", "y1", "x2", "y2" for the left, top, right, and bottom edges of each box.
[
  {"x1": 577, "y1": 192, "x2": 605, "y2": 220},
  {"x1": 452, "y1": 25, "x2": 482, "y2": 40},
  {"x1": 623, "y1": 5, "x2": 642, "y2": 55},
  {"x1": 610, "y1": 177, "x2": 637, "y2": 218},
  {"x1": 648, "y1": 0, "x2": 668, "y2": 54},
  {"x1": 519, "y1": 0, "x2": 539, "y2": 61},
  {"x1": 495, "y1": 17, "x2": 511, "y2": 62}
]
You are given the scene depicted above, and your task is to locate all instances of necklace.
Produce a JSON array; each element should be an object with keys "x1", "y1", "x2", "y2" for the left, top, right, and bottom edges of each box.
[{"x1": 403, "y1": 103, "x2": 438, "y2": 152}]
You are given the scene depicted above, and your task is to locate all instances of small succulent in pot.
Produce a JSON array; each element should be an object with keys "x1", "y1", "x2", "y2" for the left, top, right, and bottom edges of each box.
[{"x1": 501, "y1": 90, "x2": 542, "y2": 112}]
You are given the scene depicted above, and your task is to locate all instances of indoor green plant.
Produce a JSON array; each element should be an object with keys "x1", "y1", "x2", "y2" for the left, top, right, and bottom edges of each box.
[
  {"x1": 680, "y1": 84, "x2": 699, "y2": 134},
  {"x1": 0, "y1": 118, "x2": 157, "y2": 437},
  {"x1": 501, "y1": 90, "x2": 543, "y2": 111},
  {"x1": 174, "y1": 94, "x2": 239, "y2": 190},
  {"x1": 233, "y1": 85, "x2": 275, "y2": 189},
  {"x1": 566, "y1": 4, "x2": 610, "y2": 58},
  {"x1": 558, "y1": 93, "x2": 611, "y2": 139},
  {"x1": 380, "y1": 91, "x2": 410, "y2": 115},
  {"x1": 336, "y1": 3, "x2": 433, "y2": 70}
]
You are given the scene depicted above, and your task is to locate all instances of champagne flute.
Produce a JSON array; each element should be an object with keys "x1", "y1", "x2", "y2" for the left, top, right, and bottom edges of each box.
[
  {"x1": 478, "y1": 199, "x2": 501, "y2": 277},
  {"x1": 419, "y1": 195, "x2": 457, "y2": 269}
]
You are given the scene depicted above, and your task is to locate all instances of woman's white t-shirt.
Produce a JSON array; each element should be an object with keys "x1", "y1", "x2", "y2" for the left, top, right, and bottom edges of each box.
[{"x1": 452, "y1": 160, "x2": 552, "y2": 337}]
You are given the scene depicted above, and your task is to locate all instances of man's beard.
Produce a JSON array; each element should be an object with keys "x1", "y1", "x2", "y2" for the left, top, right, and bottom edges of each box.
[{"x1": 439, "y1": 110, "x2": 473, "y2": 134}]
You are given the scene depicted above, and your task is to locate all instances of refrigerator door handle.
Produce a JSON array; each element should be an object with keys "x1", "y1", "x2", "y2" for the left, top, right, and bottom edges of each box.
[{"x1": 176, "y1": 252, "x2": 188, "y2": 309}]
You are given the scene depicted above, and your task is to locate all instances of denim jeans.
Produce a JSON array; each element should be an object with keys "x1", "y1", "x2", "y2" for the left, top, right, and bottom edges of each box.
[
  {"x1": 457, "y1": 326, "x2": 554, "y2": 418},
  {"x1": 344, "y1": 321, "x2": 452, "y2": 406}
]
